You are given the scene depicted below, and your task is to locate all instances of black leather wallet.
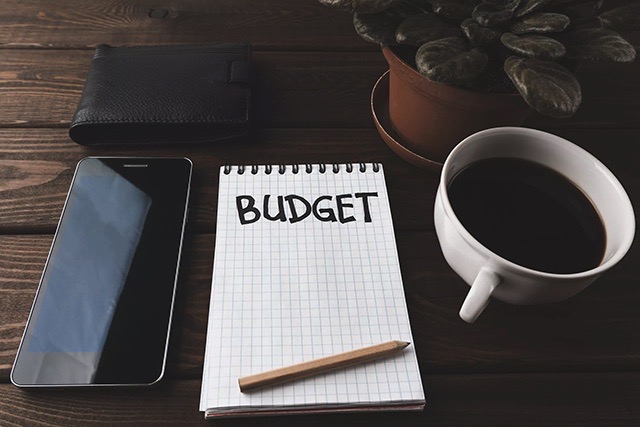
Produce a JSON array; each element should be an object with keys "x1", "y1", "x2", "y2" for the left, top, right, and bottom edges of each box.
[{"x1": 69, "y1": 43, "x2": 253, "y2": 145}]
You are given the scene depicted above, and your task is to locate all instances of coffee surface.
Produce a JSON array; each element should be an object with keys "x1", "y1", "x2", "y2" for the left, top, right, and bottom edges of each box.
[{"x1": 448, "y1": 158, "x2": 605, "y2": 274}]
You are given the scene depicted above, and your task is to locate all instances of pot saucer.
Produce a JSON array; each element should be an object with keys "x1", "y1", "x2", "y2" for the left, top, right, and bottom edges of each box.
[{"x1": 371, "y1": 70, "x2": 443, "y2": 172}]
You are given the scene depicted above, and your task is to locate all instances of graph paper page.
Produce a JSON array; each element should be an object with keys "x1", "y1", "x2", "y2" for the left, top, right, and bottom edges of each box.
[{"x1": 200, "y1": 164, "x2": 424, "y2": 415}]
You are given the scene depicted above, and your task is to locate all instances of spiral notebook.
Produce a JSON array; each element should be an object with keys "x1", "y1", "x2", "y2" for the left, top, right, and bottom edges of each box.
[{"x1": 200, "y1": 163, "x2": 425, "y2": 418}]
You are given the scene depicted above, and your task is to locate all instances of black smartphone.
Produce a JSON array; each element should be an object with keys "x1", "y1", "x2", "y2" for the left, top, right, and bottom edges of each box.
[{"x1": 11, "y1": 157, "x2": 192, "y2": 387}]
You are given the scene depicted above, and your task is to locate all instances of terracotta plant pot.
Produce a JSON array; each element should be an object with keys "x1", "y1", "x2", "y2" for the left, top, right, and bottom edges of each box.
[{"x1": 381, "y1": 46, "x2": 532, "y2": 164}]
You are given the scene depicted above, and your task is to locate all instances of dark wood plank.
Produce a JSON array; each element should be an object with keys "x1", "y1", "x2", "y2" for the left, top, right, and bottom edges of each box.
[
  {"x1": 0, "y1": 128, "x2": 437, "y2": 234},
  {"x1": 1, "y1": 1, "x2": 637, "y2": 425},
  {"x1": 0, "y1": 50, "x2": 88, "y2": 127},
  {"x1": 0, "y1": 0, "x2": 371, "y2": 51},
  {"x1": 0, "y1": 236, "x2": 50, "y2": 378},
  {"x1": 2, "y1": 232, "x2": 639, "y2": 382},
  {"x1": 0, "y1": 0, "x2": 637, "y2": 52},
  {"x1": 1, "y1": 372, "x2": 639, "y2": 426},
  {"x1": 0, "y1": 49, "x2": 387, "y2": 128},
  {"x1": 0, "y1": 128, "x2": 637, "y2": 234},
  {"x1": 0, "y1": 50, "x2": 639, "y2": 129}
]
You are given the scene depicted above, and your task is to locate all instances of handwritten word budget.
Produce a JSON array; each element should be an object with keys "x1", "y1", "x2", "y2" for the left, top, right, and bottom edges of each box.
[{"x1": 236, "y1": 192, "x2": 379, "y2": 224}]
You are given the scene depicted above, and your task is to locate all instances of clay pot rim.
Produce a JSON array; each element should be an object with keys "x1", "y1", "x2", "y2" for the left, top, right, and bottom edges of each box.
[
  {"x1": 370, "y1": 70, "x2": 443, "y2": 172},
  {"x1": 382, "y1": 45, "x2": 524, "y2": 106}
]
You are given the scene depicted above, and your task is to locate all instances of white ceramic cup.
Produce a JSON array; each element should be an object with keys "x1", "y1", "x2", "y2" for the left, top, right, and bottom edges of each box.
[{"x1": 434, "y1": 127, "x2": 635, "y2": 323}]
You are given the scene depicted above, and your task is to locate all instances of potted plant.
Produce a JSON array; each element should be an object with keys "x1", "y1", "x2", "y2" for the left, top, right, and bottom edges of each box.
[{"x1": 319, "y1": 0, "x2": 639, "y2": 165}]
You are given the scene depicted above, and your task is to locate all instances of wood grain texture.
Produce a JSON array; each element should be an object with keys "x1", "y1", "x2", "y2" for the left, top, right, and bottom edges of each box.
[
  {"x1": 1, "y1": 1, "x2": 639, "y2": 424},
  {"x1": 0, "y1": 50, "x2": 387, "y2": 128},
  {"x1": 2, "y1": 232, "x2": 639, "y2": 383},
  {"x1": 0, "y1": 0, "x2": 372, "y2": 51},
  {"x1": 0, "y1": 128, "x2": 437, "y2": 233},
  {"x1": 0, "y1": 128, "x2": 637, "y2": 234},
  {"x1": 0, "y1": 0, "x2": 636, "y2": 52},
  {"x1": 0, "y1": 50, "x2": 638, "y2": 129},
  {"x1": 0, "y1": 373, "x2": 639, "y2": 426},
  {"x1": 0, "y1": 236, "x2": 51, "y2": 378}
]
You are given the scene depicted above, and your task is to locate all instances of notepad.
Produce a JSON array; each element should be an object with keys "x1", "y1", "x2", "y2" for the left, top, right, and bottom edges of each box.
[{"x1": 199, "y1": 163, "x2": 425, "y2": 418}]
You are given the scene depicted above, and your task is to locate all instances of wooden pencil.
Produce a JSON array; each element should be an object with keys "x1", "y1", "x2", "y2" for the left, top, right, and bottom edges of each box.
[{"x1": 238, "y1": 340, "x2": 410, "y2": 392}]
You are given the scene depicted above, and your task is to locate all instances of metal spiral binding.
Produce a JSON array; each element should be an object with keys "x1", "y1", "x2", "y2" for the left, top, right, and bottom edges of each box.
[{"x1": 222, "y1": 163, "x2": 380, "y2": 174}]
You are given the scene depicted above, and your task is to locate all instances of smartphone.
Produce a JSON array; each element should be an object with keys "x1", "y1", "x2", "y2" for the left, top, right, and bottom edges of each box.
[{"x1": 11, "y1": 157, "x2": 192, "y2": 387}]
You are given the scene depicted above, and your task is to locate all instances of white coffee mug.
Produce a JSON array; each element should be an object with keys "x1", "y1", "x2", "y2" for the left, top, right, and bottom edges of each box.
[{"x1": 434, "y1": 127, "x2": 635, "y2": 323}]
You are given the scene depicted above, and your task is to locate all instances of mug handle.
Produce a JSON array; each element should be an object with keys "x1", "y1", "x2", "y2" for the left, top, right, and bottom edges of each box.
[{"x1": 459, "y1": 267, "x2": 501, "y2": 323}]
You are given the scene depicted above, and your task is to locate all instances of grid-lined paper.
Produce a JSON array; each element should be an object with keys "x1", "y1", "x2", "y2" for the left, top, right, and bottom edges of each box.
[{"x1": 200, "y1": 164, "x2": 425, "y2": 417}]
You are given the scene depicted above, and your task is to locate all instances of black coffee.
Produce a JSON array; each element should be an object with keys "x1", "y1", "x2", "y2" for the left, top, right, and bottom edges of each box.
[{"x1": 447, "y1": 158, "x2": 605, "y2": 274}]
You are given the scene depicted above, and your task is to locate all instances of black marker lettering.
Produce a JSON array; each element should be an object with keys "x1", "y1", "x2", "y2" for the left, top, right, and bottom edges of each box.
[
  {"x1": 263, "y1": 195, "x2": 287, "y2": 222},
  {"x1": 236, "y1": 195, "x2": 260, "y2": 225},
  {"x1": 355, "y1": 192, "x2": 378, "y2": 223},
  {"x1": 312, "y1": 195, "x2": 337, "y2": 222},
  {"x1": 285, "y1": 194, "x2": 312, "y2": 223},
  {"x1": 336, "y1": 194, "x2": 355, "y2": 223}
]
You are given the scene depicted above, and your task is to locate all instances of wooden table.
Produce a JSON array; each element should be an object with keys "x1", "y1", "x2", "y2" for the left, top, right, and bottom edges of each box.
[{"x1": 1, "y1": 1, "x2": 639, "y2": 425}]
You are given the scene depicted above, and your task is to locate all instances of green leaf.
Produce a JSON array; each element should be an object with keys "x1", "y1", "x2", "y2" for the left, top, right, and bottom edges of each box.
[
  {"x1": 511, "y1": 13, "x2": 570, "y2": 34},
  {"x1": 461, "y1": 18, "x2": 501, "y2": 47},
  {"x1": 504, "y1": 56, "x2": 582, "y2": 118},
  {"x1": 415, "y1": 37, "x2": 489, "y2": 86},
  {"x1": 396, "y1": 13, "x2": 460, "y2": 45},
  {"x1": 501, "y1": 33, "x2": 566, "y2": 60},
  {"x1": 514, "y1": 0, "x2": 554, "y2": 18},
  {"x1": 432, "y1": 0, "x2": 475, "y2": 19},
  {"x1": 354, "y1": 9, "x2": 401, "y2": 44},
  {"x1": 564, "y1": 28, "x2": 636, "y2": 62},
  {"x1": 472, "y1": 3, "x2": 513, "y2": 27},
  {"x1": 319, "y1": 0, "x2": 401, "y2": 13},
  {"x1": 598, "y1": 4, "x2": 640, "y2": 31}
]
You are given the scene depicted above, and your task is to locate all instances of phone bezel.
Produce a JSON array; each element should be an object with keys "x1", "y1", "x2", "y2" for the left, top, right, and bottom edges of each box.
[{"x1": 10, "y1": 156, "x2": 193, "y2": 388}]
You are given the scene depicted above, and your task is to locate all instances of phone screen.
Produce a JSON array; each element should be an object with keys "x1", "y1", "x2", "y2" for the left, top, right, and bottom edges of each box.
[{"x1": 11, "y1": 157, "x2": 192, "y2": 386}]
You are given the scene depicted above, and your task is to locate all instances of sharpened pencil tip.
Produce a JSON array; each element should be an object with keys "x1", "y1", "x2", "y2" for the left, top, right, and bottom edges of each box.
[{"x1": 397, "y1": 341, "x2": 410, "y2": 349}]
